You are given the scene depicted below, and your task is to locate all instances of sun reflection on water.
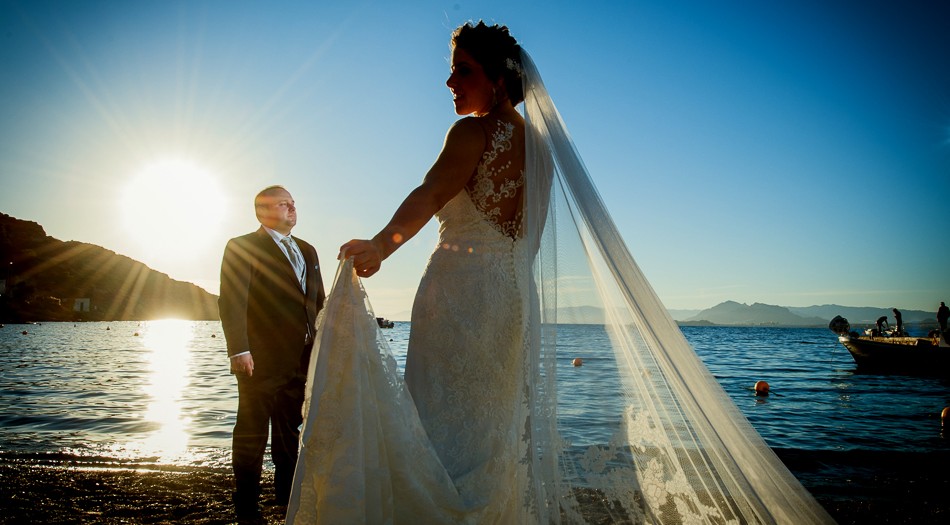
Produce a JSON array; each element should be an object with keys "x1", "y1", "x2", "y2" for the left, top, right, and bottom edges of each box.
[{"x1": 138, "y1": 319, "x2": 194, "y2": 460}]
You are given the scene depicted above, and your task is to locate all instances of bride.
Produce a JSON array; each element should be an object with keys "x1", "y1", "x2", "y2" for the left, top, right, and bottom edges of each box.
[{"x1": 288, "y1": 21, "x2": 835, "y2": 525}]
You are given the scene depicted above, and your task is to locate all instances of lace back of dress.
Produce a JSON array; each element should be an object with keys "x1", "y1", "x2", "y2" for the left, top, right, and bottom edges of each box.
[
  {"x1": 520, "y1": 50, "x2": 835, "y2": 524},
  {"x1": 465, "y1": 117, "x2": 525, "y2": 239}
]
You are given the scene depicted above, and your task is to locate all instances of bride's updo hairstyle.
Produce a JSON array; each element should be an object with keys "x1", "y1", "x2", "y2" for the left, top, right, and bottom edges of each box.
[{"x1": 451, "y1": 21, "x2": 524, "y2": 105}]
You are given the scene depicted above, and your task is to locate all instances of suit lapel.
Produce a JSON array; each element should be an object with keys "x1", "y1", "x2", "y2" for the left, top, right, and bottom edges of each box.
[{"x1": 255, "y1": 227, "x2": 302, "y2": 292}]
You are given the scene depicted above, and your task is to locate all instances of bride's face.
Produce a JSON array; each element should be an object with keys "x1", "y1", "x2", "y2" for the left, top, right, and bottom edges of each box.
[{"x1": 446, "y1": 47, "x2": 497, "y2": 116}]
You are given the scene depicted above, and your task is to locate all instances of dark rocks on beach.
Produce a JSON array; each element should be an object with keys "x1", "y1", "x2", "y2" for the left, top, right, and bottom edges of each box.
[
  {"x1": 0, "y1": 464, "x2": 285, "y2": 524},
  {"x1": 777, "y1": 449, "x2": 950, "y2": 524},
  {"x1": 2, "y1": 450, "x2": 950, "y2": 524}
]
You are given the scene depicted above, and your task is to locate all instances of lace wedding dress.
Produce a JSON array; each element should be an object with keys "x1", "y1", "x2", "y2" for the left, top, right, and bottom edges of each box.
[
  {"x1": 287, "y1": 51, "x2": 836, "y2": 524},
  {"x1": 404, "y1": 116, "x2": 536, "y2": 521}
]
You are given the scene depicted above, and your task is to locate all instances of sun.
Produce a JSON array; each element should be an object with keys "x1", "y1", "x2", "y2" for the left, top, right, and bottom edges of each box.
[{"x1": 121, "y1": 158, "x2": 228, "y2": 258}]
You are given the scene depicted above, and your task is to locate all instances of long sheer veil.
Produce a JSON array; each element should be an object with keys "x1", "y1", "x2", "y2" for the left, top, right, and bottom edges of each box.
[{"x1": 520, "y1": 49, "x2": 834, "y2": 523}]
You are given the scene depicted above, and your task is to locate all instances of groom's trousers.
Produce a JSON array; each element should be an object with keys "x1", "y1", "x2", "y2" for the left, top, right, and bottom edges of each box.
[{"x1": 232, "y1": 373, "x2": 306, "y2": 505}]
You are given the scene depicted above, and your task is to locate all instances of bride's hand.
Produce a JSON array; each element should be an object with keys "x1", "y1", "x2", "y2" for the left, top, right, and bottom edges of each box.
[{"x1": 339, "y1": 239, "x2": 382, "y2": 277}]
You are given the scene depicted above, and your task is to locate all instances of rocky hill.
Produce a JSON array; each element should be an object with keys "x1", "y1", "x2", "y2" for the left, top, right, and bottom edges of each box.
[{"x1": 0, "y1": 213, "x2": 218, "y2": 322}]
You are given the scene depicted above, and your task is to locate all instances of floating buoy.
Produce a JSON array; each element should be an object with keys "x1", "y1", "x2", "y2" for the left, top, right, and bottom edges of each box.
[
  {"x1": 572, "y1": 358, "x2": 583, "y2": 367},
  {"x1": 21, "y1": 330, "x2": 28, "y2": 335},
  {"x1": 211, "y1": 334, "x2": 216, "y2": 338},
  {"x1": 106, "y1": 326, "x2": 110, "y2": 331},
  {"x1": 942, "y1": 407, "x2": 949, "y2": 428},
  {"x1": 133, "y1": 332, "x2": 139, "y2": 337},
  {"x1": 754, "y1": 380, "x2": 770, "y2": 396}
]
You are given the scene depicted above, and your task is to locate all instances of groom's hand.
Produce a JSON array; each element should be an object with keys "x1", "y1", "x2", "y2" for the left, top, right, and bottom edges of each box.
[{"x1": 230, "y1": 353, "x2": 255, "y2": 377}]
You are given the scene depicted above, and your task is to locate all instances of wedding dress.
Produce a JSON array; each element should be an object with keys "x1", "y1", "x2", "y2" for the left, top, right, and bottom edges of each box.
[
  {"x1": 287, "y1": 50, "x2": 836, "y2": 524},
  {"x1": 404, "y1": 116, "x2": 535, "y2": 521}
]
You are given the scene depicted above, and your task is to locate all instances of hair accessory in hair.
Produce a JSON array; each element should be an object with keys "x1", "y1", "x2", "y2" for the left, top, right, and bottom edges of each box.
[{"x1": 505, "y1": 57, "x2": 522, "y2": 75}]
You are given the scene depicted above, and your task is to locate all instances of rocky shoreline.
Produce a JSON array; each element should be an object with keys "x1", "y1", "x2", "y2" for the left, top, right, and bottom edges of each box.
[
  {"x1": 0, "y1": 464, "x2": 283, "y2": 524},
  {"x1": 2, "y1": 450, "x2": 949, "y2": 524}
]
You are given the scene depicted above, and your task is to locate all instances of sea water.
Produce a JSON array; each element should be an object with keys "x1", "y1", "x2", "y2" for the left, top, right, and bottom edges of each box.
[{"x1": 1, "y1": 321, "x2": 948, "y2": 474}]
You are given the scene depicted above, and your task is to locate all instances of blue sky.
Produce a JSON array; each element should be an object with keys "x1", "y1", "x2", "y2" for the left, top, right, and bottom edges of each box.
[{"x1": 1, "y1": 0, "x2": 948, "y2": 318}]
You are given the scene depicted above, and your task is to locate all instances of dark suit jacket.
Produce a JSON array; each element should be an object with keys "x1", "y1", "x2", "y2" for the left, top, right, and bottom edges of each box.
[{"x1": 219, "y1": 227, "x2": 325, "y2": 386}]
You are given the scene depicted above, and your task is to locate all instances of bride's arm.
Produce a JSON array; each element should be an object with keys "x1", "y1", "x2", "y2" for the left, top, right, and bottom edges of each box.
[{"x1": 341, "y1": 118, "x2": 485, "y2": 276}]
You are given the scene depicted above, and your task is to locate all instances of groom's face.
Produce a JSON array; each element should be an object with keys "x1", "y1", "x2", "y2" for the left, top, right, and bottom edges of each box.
[{"x1": 256, "y1": 189, "x2": 297, "y2": 234}]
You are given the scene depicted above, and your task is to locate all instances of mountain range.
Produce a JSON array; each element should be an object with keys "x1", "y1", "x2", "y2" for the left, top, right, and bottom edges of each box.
[
  {"x1": 381, "y1": 299, "x2": 940, "y2": 329},
  {"x1": 676, "y1": 300, "x2": 937, "y2": 327}
]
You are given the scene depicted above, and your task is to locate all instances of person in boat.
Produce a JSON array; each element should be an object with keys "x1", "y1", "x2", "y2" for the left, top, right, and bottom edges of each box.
[
  {"x1": 892, "y1": 308, "x2": 903, "y2": 335},
  {"x1": 875, "y1": 315, "x2": 889, "y2": 336},
  {"x1": 938, "y1": 301, "x2": 949, "y2": 332}
]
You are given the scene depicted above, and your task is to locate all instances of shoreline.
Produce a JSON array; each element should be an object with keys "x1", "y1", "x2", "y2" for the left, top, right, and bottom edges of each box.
[
  {"x1": 0, "y1": 463, "x2": 285, "y2": 524},
  {"x1": 2, "y1": 450, "x2": 949, "y2": 524},
  {"x1": 776, "y1": 449, "x2": 950, "y2": 524}
]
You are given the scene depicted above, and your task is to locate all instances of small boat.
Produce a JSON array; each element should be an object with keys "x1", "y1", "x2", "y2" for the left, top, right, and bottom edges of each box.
[
  {"x1": 376, "y1": 317, "x2": 395, "y2": 329},
  {"x1": 829, "y1": 315, "x2": 950, "y2": 375}
]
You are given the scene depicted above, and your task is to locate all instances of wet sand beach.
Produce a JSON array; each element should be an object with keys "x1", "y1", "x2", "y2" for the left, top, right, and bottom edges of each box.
[
  {"x1": 0, "y1": 464, "x2": 283, "y2": 524},
  {"x1": 776, "y1": 449, "x2": 950, "y2": 525},
  {"x1": 2, "y1": 450, "x2": 949, "y2": 524}
]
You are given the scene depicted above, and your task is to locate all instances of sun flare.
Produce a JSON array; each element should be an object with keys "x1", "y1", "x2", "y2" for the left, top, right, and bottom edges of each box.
[{"x1": 121, "y1": 159, "x2": 228, "y2": 257}]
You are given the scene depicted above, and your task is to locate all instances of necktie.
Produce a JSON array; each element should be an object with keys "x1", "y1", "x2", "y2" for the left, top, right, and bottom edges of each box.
[{"x1": 280, "y1": 237, "x2": 306, "y2": 289}]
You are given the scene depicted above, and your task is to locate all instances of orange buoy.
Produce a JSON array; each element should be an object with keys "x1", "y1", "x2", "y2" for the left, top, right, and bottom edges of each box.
[
  {"x1": 942, "y1": 407, "x2": 949, "y2": 427},
  {"x1": 754, "y1": 380, "x2": 770, "y2": 396},
  {"x1": 572, "y1": 358, "x2": 583, "y2": 367}
]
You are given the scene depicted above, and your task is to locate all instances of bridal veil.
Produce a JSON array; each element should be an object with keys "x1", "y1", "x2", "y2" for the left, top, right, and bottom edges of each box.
[
  {"x1": 286, "y1": 49, "x2": 835, "y2": 524},
  {"x1": 518, "y1": 50, "x2": 833, "y2": 523}
]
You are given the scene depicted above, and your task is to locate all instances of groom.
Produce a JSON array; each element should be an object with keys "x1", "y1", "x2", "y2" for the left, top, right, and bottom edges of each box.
[{"x1": 219, "y1": 185, "x2": 325, "y2": 523}]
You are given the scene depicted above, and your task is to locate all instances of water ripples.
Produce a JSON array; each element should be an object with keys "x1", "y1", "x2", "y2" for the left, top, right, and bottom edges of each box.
[{"x1": 2, "y1": 321, "x2": 948, "y2": 471}]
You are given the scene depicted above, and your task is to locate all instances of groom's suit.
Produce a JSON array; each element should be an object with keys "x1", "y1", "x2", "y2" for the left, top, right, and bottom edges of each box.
[{"x1": 219, "y1": 226, "x2": 325, "y2": 508}]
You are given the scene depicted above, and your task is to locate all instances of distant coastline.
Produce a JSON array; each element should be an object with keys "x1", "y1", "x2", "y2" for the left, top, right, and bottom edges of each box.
[
  {"x1": 4, "y1": 211, "x2": 941, "y2": 327},
  {"x1": 386, "y1": 302, "x2": 941, "y2": 329}
]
